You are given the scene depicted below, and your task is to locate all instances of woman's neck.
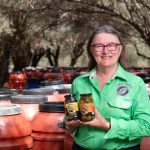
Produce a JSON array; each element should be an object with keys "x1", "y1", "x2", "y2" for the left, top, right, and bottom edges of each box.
[
  {"x1": 96, "y1": 64, "x2": 118, "y2": 89},
  {"x1": 97, "y1": 64, "x2": 118, "y2": 78}
]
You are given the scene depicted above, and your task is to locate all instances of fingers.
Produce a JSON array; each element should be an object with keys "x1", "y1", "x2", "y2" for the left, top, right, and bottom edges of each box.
[
  {"x1": 81, "y1": 108, "x2": 100, "y2": 126},
  {"x1": 65, "y1": 108, "x2": 101, "y2": 129},
  {"x1": 66, "y1": 119, "x2": 82, "y2": 129}
]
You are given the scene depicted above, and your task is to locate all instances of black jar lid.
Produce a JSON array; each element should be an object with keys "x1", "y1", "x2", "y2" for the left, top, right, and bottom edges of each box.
[{"x1": 64, "y1": 94, "x2": 75, "y2": 99}]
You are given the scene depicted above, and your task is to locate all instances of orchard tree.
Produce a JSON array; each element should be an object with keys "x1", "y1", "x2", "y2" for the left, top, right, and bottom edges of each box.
[
  {"x1": 0, "y1": 32, "x2": 12, "y2": 87},
  {"x1": 64, "y1": 0, "x2": 150, "y2": 52}
]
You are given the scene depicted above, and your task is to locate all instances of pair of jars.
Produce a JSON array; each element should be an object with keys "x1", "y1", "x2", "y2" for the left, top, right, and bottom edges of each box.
[{"x1": 64, "y1": 94, "x2": 95, "y2": 122}]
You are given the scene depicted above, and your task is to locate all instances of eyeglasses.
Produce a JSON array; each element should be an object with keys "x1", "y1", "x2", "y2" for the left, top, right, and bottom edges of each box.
[{"x1": 91, "y1": 42, "x2": 122, "y2": 53}]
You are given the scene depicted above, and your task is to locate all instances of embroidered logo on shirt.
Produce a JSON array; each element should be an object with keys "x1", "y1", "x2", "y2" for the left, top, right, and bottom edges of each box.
[{"x1": 117, "y1": 85, "x2": 129, "y2": 96}]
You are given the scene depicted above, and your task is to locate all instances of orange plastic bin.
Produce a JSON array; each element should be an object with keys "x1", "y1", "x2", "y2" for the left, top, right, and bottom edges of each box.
[
  {"x1": 32, "y1": 102, "x2": 65, "y2": 150},
  {"x1": 0, "y1": 103, "x2": 33, "y2": 150}
]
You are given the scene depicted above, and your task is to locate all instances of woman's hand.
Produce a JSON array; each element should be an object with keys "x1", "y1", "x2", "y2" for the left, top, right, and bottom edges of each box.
[
  {"x1": 65, "y1": 119, "x2": 82, "y2": 130},
  {"x1": 82, "y1": 107, "x2": 110, "y2": 131},
  {"x1": 65, "y1": 108, "x2": 110, "y2": 131}
]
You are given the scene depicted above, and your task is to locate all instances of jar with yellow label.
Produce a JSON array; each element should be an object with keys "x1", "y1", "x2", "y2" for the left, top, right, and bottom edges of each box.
[
  {"x1": 79, "y1": 94, "x2": 95, "y2": 122},
  {"x1": 64, "y1": 94, "x2": 79, "y2": 121}
]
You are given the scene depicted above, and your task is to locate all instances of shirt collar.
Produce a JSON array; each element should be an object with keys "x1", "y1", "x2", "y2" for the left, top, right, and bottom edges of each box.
[
  {"x1": 115, "y1": 64, "x2": 127, "y2": 81},
  {"x1": 81, "y1": 64, "x2": 127, "y2": 81}
]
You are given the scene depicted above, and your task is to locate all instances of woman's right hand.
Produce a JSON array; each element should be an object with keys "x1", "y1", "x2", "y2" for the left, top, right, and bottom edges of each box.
[{"x1": 65, "y1": 119, "x2": 82, "y2": 130}]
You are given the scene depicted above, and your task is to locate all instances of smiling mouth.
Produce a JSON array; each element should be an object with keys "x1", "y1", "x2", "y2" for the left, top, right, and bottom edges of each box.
[{"x1": 101, "y1": 56, "x2": 111, "y2": 59}]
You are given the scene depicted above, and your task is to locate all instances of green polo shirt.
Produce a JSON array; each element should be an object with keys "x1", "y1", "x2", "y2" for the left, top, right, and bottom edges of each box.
[{"x1": 71, "y1": 64, "x2": 150, "y2": 150}]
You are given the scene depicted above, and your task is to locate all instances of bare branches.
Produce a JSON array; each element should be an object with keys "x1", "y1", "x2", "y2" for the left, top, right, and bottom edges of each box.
[
  {"x1": 0, "y1": 0, "x2": 149, "y2": 70},
  {"x1": 65, "y1": 0, "x2": 150, "y2": 46},
  {"x1": 70, "y1": 41, "x2": 86, "y2": 66}
]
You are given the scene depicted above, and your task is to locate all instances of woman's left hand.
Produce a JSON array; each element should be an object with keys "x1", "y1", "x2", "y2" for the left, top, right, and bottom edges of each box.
[{"x1": 81, "y1": 107, "x2": 110, "y2": 131}]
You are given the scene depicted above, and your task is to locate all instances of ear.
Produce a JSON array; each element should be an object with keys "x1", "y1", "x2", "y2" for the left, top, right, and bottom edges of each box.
[
  {"x1": 119, "y1": 44, "x2": 123, "y2": 51},
  {"x1": 118, "y1": 44, "x2": 123, "y2": 55}
]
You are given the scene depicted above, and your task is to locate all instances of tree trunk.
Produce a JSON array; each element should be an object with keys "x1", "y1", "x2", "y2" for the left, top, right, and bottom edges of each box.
[
  {"x1": 0, "y1": 36, "x2": 12, "y2": 87},
  {"x1": 31, "y1": 48, "x2": 45, "y2": 67},
  {"x1": 46, "y1": 46, "x2": 60, "y2": 66}
]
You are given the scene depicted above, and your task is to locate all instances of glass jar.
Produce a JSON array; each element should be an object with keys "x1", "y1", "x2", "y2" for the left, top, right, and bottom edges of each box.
[
  {"x1": 64, "y1": 94, "x2": 79, "y2": 121},
  {"x1": 79, "y1": 94, "x2": 95, "y2": 122}
]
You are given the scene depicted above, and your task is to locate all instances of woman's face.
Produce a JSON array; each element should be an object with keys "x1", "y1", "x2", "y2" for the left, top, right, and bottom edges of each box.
[{"x1": 90, "y1": 33, "x2": 123, "y2": 68}]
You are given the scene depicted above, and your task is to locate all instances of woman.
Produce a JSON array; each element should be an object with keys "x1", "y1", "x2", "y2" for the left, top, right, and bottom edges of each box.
[{"x1": 65, "y1": 25, "x2": 150, "y2": 150}]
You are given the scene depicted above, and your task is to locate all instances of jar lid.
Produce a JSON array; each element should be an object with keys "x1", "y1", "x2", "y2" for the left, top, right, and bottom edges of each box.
[{"x1": 64, "y1": 94, "x2": 75, "y2": 98}]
